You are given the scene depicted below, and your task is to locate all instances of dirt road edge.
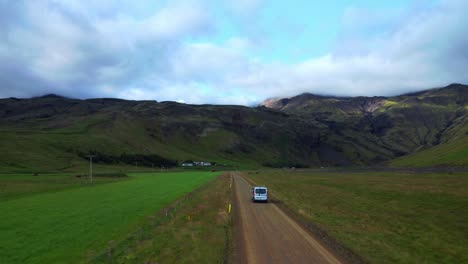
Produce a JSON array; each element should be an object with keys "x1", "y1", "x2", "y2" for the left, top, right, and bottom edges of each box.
[{"x1": 232, "y1": 172, "x2": 248, "y2": 264}]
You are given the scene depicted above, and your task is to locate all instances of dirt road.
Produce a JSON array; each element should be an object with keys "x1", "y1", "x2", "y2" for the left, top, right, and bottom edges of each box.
[{"x1": 233, "y1": 172, "x2": 342, "y2": 264}]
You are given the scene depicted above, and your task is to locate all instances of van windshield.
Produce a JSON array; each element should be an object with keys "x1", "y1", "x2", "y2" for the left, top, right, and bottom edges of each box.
[{"x1": 255, "y1": 189, "x2": 267, "y2": 194}]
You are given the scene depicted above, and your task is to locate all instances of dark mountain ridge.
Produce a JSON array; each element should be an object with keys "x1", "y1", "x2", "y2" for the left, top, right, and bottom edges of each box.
[
  {"x1": 0, "y1": 95, "x2": 325, "y2": 172},
  {"x1": 262, "y1": 83, "x2": 467, "y2": 111},
  {"x1": 0, "y1": 84, "x2": 467, "y2": 172},
  {"x1": 261, "y1": 83, "x2": 468, "y2": 165}
]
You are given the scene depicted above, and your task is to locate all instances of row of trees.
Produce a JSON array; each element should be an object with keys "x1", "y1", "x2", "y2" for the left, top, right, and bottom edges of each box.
[{"x1": 79, "y1": 151, "x2": 178, "y2": 167}]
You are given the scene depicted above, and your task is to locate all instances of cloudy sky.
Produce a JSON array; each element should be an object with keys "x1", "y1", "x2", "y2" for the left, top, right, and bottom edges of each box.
[{"x1": 1, "y1": 0, "x2": 467, "y2": 105}]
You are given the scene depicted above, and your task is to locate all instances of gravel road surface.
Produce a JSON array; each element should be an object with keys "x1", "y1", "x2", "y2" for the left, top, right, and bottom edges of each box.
[{"x1": 233, "y1": 172, "x2": 343, "y2": 264}]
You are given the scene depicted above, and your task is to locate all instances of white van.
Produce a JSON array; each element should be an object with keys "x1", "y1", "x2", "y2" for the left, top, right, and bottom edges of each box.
[{"x1": 252, "y1": 186, "x2": 268, "y2": 202}]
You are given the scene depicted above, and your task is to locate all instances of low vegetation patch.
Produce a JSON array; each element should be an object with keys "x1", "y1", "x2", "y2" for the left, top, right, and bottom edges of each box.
[
  {"x1": 383, "y1": 100, "x2": 398, "y2": 108},
  {"x1": 262, "y1": 161, "x2": 310, "y2": 168},
  {"x1": 247, "y1": 170, "x2": 468, "y2": 264},
  {"x1": 78, "y1": 152, "x2": 178, "y2": 168},
  {"x1": 75, "y1": 172, "x2": 128, "y2": 178},
  {"x1": 0, "y1": 172, "x2": 218, "y2": 264}
]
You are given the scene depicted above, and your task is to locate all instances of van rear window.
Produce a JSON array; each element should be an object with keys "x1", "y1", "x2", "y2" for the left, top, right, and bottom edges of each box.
[{"x1": 255, "y1": 189, "x2": 266, "y2": 194}]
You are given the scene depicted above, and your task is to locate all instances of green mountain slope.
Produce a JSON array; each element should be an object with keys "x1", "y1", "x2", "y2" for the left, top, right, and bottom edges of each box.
[
  {"x1": 0, "y1": 95, "x2": 326, "y2": 172},
  {"x1": 389, "y1": 110, "x2": 468, "y2": 167},
  {"x1": 389, "y1": 136, "x2": 468, "y2": 167},
  {"x1": 1, "y1": 84, "x2": 467, "y2": 172}
]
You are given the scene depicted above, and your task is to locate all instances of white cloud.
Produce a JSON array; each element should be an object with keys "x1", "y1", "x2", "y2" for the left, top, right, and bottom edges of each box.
[
  {"x1": 224, "y1": 0, "x2": 264, "y2": 16},
  {"x1": 0, "y1": 0, "x2": 213, "y2": 99},
  {"x1": 170, "y1": 39, "x2": 249, "y2": 83},
  {"x1": 0, "y1": 0, "x2": 467, "y2": 104},
  {"x1": 190, "y1": 0, "x2": 468, "y2": 100}
]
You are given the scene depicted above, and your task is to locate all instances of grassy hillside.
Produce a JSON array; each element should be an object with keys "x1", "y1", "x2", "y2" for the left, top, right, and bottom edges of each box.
[
  {"x1": 0, "y1": 96, "x2": 325, "y2": 172},
  {"x1": 263, "y1": 84, "x2": 468, "y2": 166},
  {"x1": 390, "y1": 106, "x2": 468, "y2": 167},
  {"x1": 390, "y1": 136, "x2": 468, "y2": 167},
  {"x1": 1, "y1": 84, "x2": 467, "y2": 171},
  {"x1": 0, "y1": 171, "x2": 218, "y2": 263}
]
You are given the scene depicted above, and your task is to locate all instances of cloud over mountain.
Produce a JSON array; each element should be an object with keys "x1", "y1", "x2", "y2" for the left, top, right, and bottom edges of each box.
[{"x1": 0, "y1": 0, "x2": 467, "y2": 104}]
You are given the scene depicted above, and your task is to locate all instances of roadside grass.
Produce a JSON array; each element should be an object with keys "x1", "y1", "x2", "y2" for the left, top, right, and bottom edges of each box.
[
  {"x1": 91, "y1": 173, "x2": 233, "y2": 264},
  {"x1": 0, "y1": 171, "x2": 218, "y2": 264},
  {"x1": 246, "y1": 170, "x2": 468, "y2": 264},
  {"x1": 0, "y1": 173, "x2": 126, "y2": 200}
]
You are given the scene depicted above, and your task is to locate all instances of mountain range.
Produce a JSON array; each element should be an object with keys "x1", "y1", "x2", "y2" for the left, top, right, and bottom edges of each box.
[{"x1": 0, "y1": 84, "x2": 467, "y2": 172}]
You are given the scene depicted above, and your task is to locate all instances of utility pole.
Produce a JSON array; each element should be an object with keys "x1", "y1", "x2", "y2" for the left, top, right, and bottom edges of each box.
[{"x1": 86, "y1": 155, "x2": 96, "y2": 184}]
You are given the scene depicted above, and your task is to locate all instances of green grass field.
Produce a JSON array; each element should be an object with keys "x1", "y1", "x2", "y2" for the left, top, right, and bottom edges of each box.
[
  {"x1": 0, "y1": 171, "x2": 218, "y2": 264},
  {"x1": 0, "y1": 173, "x2": 127, "y2": 200},
  {"x1": 247, "y1": 170, "x2": 468, "y2": 264},
  {"x1": 92, "y1": 173, "x2": 233, "y2": 263}
]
